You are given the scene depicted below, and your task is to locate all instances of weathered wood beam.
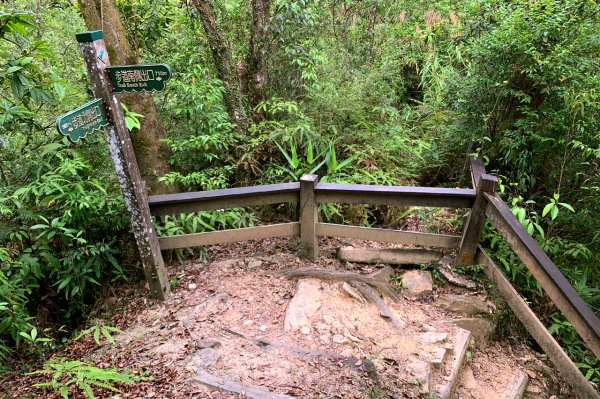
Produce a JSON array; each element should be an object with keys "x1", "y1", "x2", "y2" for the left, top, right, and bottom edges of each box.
[
  {"x1": 455, "y1": 174, "x2": 497, "y2": 267},
  {"x1": 337, "y1": 247, "x2": 442, "y2": 264},
  {"x1": 316, "y1": 223, "x2": 460, "y2": 249},
  {"x1": 158, "y1": 222, "x2": 299, "y2": 250},
  {"x1": 77, "y1": 31, "x2": 169, "y2": 300},
  {"x1": 469, "y1": 156, "x2": 486, "y2": 190},
  {"x1": 148, "y1": 182, "x2": 300, "y2": 215},
  {"x1": 484, "y1": 193, "x2": 600, "y2": 360},
  {"x1": 300, "y1": 174, "x2": 318, "y2": 260},
  {"x1": 315, "y1": 183, "x2": 476, "y2": 208},
  {"x1": 192, "y1": 369, "x2": 296, "y2": 399},
  {"x1": 476, "y1": 248, "x2": 600, "y2": 399}
]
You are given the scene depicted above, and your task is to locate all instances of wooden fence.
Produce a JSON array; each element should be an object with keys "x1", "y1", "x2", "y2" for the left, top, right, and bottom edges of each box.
[{"x1": 147, "y1": 158, "x2": 600, "y2": 398}]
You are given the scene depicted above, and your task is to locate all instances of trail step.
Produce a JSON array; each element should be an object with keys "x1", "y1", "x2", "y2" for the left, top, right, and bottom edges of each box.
[
  {"x1": 436, "y1": 327, "x2": 471, "y2": 399},
  {"x1": 503, "y1": 371, "x2": 529, "y2": 399}
]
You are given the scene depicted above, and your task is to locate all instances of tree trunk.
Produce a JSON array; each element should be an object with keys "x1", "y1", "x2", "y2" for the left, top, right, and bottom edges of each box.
[
  {"x1": 77, "y1": 0, "x2": 175, "y2": 195},
  {"x1": 246, "y1": 0, "x2": 271, "y2": 120},
  {"x1": 191, "y1": 0, "x2": 249, "y2": 132}
]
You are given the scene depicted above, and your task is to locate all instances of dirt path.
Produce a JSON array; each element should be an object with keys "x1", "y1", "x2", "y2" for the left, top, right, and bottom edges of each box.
[{"x1": 6, "y1": 238, "x2": 571, "y2": 398}]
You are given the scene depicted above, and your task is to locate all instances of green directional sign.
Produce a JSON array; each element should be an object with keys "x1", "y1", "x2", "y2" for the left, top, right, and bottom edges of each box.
[
  {"x1": 56, "y1": 99, "x2": 108, "y2": 143},
  {"x1": 106, "y1": 64, "x2": 172, "y2": 93}
]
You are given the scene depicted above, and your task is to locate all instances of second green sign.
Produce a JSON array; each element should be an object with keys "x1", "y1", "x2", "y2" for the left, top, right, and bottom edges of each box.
[{"x1": 106, "y1": 64, "x2": 172, "y2": 93}]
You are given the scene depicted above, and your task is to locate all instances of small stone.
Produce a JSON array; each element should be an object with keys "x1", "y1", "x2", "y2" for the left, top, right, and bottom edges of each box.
[
  {"x1": 421, "y1": 332, "x2": 448, "y2": 343},
  {"x1": 301, "y1": 326, "x2": 311, "y2": 335},
  {"x1": 284, "y1": 279, "x2": 322, "y2": 332},
  {"x1": 437, "y1": 294, "x2": 489, "y2": 316},
  {"x1": 343, "y1": 332, "x2": 361, "y2": 343},
  {"x1": 188, "y1": 283, "x2": 197, "y2": 290},
  {"x1": 451, "y1": 318, "x2": 496, "y2": 347},
  {"x1": 319, "y1": 334, "x2": 330, "y2": 344},
  {"x1": 461, "y1": 365, "x2": 479, "y2": 390},
  {"x1": 247, "y1": 259, "x2": 263, "y2": 269},
  {"x1": 193, "y1": 348, "x2": 221, "y2": 367},
  {"x1": 401, "y1": 270, "x2": 433, "y2": 297},
  {"x1": 340, "y1": 348, "x2": 354, "y2": 357},
  {"x1": 332, "y1": 334, "x2": 348, "y2": 344},
  {"x1": 259, "y1": 325, "x2": 268, "y2": 332},
  {"x1": 243, "y1": 320, "x2": 254, "y2": 326},
  {"x1": 323, "y1": 315, "x2": 334, "y2": 325},
  {"x1": 314, "y1": 322, "x2": 329, "y2": 333}
]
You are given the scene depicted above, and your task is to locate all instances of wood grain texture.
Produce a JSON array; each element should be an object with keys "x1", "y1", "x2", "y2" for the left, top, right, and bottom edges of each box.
[
  {"x1": 469, "y1": 156, "x2": 486, "y2": 190},
  {"x1": 148, "y1": 183, "x2": 300, "y2": 215},
  {"x1": 79, "y1": 36, "x2": 169, "y2": 300},
  {"x1": 158, "y1": 223, "x2": 299, "y2": 249},
  {"x1": 485, "y1": 193, "x2": 600, "y2": 360},
  {"x1": 316, "y1": 223, "x2": 460, "y2": 249},
  {"x1": 455, "y1": 173, "x2": 497, "y2": 267},
  {"x1": 337, "y1": 247, "x2": 442, "y2": 264},
  {"x1": 477, "y1": 247, "x2": 600, "y2": 399},
  {"x1": 192, "y1": 369, "x2": 297, "y2": 399},
  {"x1": 315, "y1": 183, "x2": 475, "y2": 208},
  {"x1": 299, "y1": 175, "x2": 319, "y2": 260}
]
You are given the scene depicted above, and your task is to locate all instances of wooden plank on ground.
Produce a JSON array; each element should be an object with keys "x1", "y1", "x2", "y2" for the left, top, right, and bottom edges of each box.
[
  {"x1": 148, "y1": 182, "x2": 300, "y2": 215},
  {"x1": 484, "y1": 193, "x2": 600, "y2": 360},
  {"x1": 316, "y1": 223, "x2": 460, "y2": 249},
  {"x1": 158, "y1": 222, "x2": 300, "y2": 250},
  {"x1": 315, "y1": 183, "x2": 475, "y2": 208},
  {"x1": 192, "y1": 369, "x2": 297, "y2": 399},
  {"x1": 337, "y1": 247, "x2": 442, "y2": 264},
  {"x1": 476, "y1": 247, "x2": 600, "y2": 399}
]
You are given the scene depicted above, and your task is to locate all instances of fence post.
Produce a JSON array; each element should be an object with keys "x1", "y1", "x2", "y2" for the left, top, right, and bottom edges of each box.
[
  {"x1": 455, "y1": 173, "x2": 497, "y2": 268},
  {"x1": 300, "y1": 174, "x2": 319, "y2": 260},
  {"x1": 76, "y1": 31, "x2": 170, "y2": 300}
]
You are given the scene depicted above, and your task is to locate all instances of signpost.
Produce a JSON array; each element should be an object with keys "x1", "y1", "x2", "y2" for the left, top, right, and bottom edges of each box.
[
  {"x1": 106, "y1": 64, "x2": 172, "y2": 93},
  {"x1": 64, "y1": 30, "x2": 171, "y2": 300},
  {"x1": 56, "y1": 99, "x2": 107, "y2": 143}
]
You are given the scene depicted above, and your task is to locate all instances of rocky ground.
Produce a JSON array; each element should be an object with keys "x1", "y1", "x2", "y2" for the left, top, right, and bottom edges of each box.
[{"x1": 3, "y1": 237, "x2": 574, "y2": 398}]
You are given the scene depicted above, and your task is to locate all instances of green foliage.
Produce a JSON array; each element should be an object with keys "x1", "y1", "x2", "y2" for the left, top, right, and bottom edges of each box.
[
  {"x1": 121, "y1": 103, "x2": 144, "y2": 131},
  {"x1": 30, "y1": 357, "x2": 135, "y2": 399},
  {"x1": 3, "y1": 0, "x2": 600, "y2": 389},
  {"x1": 75, "y1": 323, "x2": 123, "y2": 346}
]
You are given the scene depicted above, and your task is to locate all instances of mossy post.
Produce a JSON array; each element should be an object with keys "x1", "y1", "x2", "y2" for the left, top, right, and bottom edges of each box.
[{"x1": 76, "y1": 30, "x2": 170, "y2": 300}]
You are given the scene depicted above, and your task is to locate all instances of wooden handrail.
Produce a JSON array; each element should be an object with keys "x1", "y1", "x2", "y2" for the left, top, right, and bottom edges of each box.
[
  {"x1": 315, "y1": 183, "x2": 476, "y2": 208},
  {"x1": 469, "y1": 156, "x2": 486, "y2": 190},
  {"x1": 476, "y1": 247, "x2": 600, "y2": 399},
  {"x1": 484, "y1": 192, "x2": 600, "y2": 359},
  {"x1": 148, "y1": 182, "x2": 300, "y2": 215}
]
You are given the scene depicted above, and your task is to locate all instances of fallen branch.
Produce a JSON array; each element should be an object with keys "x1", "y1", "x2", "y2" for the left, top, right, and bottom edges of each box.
[
  {"x1": 272, "y1": 267, "x2": 398, "y2": 301},
  {"x1": 192, "y1": 369, "x2": 297, "y2": 399},
  {"x1": 438, "y1": 257, "x2": 477, "y2": 290},
  {"x1": 350, "y1": 281, "x2": 405, "y2": 333}
]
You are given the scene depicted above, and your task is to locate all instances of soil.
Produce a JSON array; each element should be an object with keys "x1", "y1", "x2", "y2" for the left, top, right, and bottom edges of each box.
[{"x1": 2, "y1": 237, "x2": 573, "y2": 399}]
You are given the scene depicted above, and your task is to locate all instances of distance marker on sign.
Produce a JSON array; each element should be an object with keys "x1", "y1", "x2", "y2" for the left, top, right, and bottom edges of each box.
[
  {"x1": 106, "y1": 64, "x2": 172, "y2": 93},
  {"x1": 56, "y1": 99, "x2": 108, "y2": 143}
]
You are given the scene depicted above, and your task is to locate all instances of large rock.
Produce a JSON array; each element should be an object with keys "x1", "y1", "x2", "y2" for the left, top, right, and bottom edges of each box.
[
  {"x1": 451, "y1": 317, "x2": 496, "y2": 347},
  {"x1": 402, "y1": 270, "x2": 433, "y2": 297},
  {"x1": 284, "y1": 278, "x2": 322, "y2": 332},
  {"x1": 436, "y1": 293, "x2": 489, "y2": 316}
]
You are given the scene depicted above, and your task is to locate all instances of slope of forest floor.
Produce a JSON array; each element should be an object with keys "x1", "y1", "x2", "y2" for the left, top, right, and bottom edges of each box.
[{"x1": 3, "y1": 237, "x2": 571, "y2": 398}]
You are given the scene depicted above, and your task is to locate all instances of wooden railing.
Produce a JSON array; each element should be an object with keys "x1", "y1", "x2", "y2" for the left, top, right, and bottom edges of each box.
[
  {"x1": 147, "y1": 159, "x2": 600, "y2": 398},
  {"x1": 147, "y1": 177, "x2": 475, "y2": 255},
  {"x1": 462, "y1": 158, "x2": 600, "y2": 399}
]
